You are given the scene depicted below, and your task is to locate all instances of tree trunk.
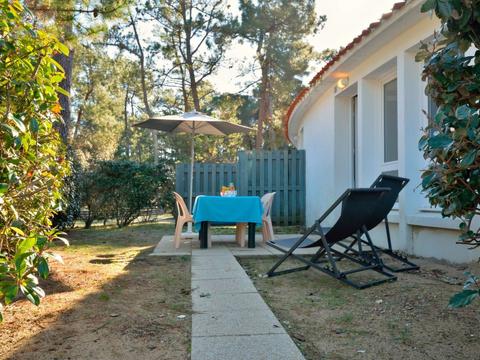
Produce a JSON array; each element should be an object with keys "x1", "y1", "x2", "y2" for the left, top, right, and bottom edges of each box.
[
  {"x1": 180, "y1": 0, "x2": 200, "y2": 111},
  {"x1": 257, "y1": 61, "x2": 270, "y2": 150},
  {"x1": 123, "y1": 87, "x2": 131, "y2": 159},
  {"x1": 130, "y1": 13, "x2": 158, "y2": 164},
  {"x1": 72, "y1": 83, "x2": 94, "y2": 141},
  {"x1": 54, "y1": 49, "x2": 74, "y2": 144}
]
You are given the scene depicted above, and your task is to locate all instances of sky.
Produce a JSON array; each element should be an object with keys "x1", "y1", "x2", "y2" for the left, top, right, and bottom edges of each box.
[{"x1": 211, "y1": 0, "x2": 400, "y2": 93}]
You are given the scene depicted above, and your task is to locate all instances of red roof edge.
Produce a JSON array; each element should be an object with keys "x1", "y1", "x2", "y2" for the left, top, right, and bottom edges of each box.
[{"x1": 284, "y1": 1, "x2": 407, "y2": 144}]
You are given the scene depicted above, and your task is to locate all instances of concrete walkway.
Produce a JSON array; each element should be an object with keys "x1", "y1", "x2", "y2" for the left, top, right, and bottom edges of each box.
[{"x1": 190, "y1": 246, "x2": 305, "y2": 360}]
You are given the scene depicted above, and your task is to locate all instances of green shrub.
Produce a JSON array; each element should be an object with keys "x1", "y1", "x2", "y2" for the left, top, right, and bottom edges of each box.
[
  {"x1": 417, "y1": 0, "x2": 480, "y2": 307},
  {"x1": 0, "y1": 1, "x2": 70, "y2": 320},
  {"x1": 79, "y1": 160, "x2": 174, "y2": 228},
  {"x1": 417, "y1": 0, "x2": 480, "y2": 248}
]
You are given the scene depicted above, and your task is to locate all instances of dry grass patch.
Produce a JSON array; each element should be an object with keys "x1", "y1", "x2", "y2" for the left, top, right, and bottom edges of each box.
[
  {"x1": 0, "y1": 223, "x2": 191, "y2": 360},
  {"x1": 239, "y1": 256, "x2": 480, "y2": 360}
]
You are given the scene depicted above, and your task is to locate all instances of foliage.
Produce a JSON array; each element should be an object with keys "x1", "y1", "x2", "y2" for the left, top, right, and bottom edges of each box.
[
  {"x1": 449, "y1": 272, "x2": 480, "y2": 308},
  {"x1": 0, "y1": 0, "x2": 70, "y2": 320},
  {"x1": 51, "y1": 151, "x2": 81, "y2": 229},
  {"x1": 79, "y1": 160, "x2": 174, "y2": 228},
  {"x1": 71, "y1": 45, "x2": 125, "y2": 166},
  {"x1": 417, "y1": 0, "x2": 480, "y2": 248},
  {"x1": 238, "y1": 0, "x2": 326, "y2": 149},
  {"x1": 140, "y1": 0, "x2": 236, "y2": 112}
]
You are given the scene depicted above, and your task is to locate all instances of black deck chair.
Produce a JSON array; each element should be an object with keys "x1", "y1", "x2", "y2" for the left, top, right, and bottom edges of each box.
[
  {"x1": 266, "y1": 188, "x2": 397, "y2": 289},
  {"x1": 336, "y1": 174, "x2": 419, "y2": 272}
]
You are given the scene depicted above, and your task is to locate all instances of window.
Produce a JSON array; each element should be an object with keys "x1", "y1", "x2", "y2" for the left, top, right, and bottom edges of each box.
[{"x1": 383, "y1": 79, "x2": 398, "y2": 163}]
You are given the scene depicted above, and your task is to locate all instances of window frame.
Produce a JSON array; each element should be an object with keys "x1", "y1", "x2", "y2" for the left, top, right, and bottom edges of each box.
[{"x1": 380, "y1": 73, "x2": 399, "y2": 176}]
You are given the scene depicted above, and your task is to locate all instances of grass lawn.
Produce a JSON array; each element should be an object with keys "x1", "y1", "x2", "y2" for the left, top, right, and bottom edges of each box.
[
  {"x1": 0, "y1": 222, "x2": 191, "y2": 360},
  {"x1": 239, "y1": 256, "x2": 480, "y2": 360}
]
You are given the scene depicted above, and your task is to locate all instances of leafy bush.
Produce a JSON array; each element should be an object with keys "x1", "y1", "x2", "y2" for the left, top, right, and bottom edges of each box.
[
  {"x1": 0, "y1": 1, "x2": 70, "y2": 320},
  {"x1": 417, "y1": 0, "x2": 480, "y2": 307},
  {"x1": 417, "y1": 0, "x2": 480, "y2": 248},
  {"x1": 51, "y1": 152, "x2": 81, "y2": 230},
  {"x1": 79, "y1": 160, "x2": 174, "y2": 228},
  {"x1": 449, "y1": 272, "x2": 480, "y2": 308}
]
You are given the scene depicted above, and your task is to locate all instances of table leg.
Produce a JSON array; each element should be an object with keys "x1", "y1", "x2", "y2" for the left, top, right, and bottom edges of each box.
[
  {"x1": 200, "y1": 221, "x2": 209, "y2": 249},
  {"x1": 235, "y1": 223, "x2": 246, "y2": 247},
  {"x1": 248, "y1": 223, "x2": 256, "y2": 248}
]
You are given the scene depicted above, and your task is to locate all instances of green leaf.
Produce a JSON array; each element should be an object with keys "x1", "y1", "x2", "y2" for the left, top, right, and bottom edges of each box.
[
  {"x1": 36, "y1": 236, "x2": 48, "y2": 249},
  {"x1": 428, "y1": 134, "x2": 453, "y2": 149},
  {"x1": 437, "y1": 0, "x2": 452, "y2": 17},
  {"x1": 422, "y1": 172, "x2": 435, "y2": 188},
  {"x1": 1, "y1": 284, "x2": 19, "y2": 305},
  {"x1": 10, "y1": 114, "x2": 26, "y2": 132},
  {"x1": 20, "y1": 285, "x2": 40, "y2": 306},
  {"x1": 55, "y1": 86, "x2": 70, "y2": 97},
  {"x1": 10, "y1": 227, "x2": 25, "y2": 236},
  {"x1": 45, "y1": 252, "x2": 64, "y2": 264},
  {"x1": 37, "y1": 257, "x2": 49, "y2": 279},
  {"x1": 421, "y1": 0, "x2": 437, "y2": 12},
  {"x1": 1, "y1": 123, "x2": 18, "y2": 137},
  {"x1": 55, "y1": 236, "x2": 70, "y2": 246},
  {"x1": 17, "y1": 237, "x2": 36, "y2": 255},
  {"x1": 14, "y1": 252, "x2": 31, "y2": 276},
  {"x1": 29, "y1": 118, "x2": 39, "y2": 133},
  {"x1": 460, "y1": 150, "x2": 477, "y2": 167},
  {"x1": 448, "y1": 289, "x2": 479, "y2": 308},
  {"x1": 56, "y1": 42, "x2": 69, "y2": 56},
  {"x1": 0, "y1": 183, "x2": 7, "y2": 195},
  {"x1": 455, "y1": 105, "x2": 471, "y2": 120}
]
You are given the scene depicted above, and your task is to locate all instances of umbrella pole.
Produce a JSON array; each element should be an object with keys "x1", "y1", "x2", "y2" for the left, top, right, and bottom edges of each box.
[{"x1": 187, "y1": 130, "x2": 195, "y2": 234}]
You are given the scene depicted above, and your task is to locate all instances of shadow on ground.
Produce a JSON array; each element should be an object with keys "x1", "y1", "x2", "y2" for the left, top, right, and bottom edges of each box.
[{"x1": 1, "y1": 224, "x2": 191, "y2": 360}]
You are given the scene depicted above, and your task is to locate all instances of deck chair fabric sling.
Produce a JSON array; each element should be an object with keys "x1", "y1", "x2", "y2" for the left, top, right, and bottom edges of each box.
[
  {"x1": 266, "y1": 188, "x2": 397, "y2": 289},
  {"x1": 337, "y1": 174, "x2": 419, "y2": 272}
]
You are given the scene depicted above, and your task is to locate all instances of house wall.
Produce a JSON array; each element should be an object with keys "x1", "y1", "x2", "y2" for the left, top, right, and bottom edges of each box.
[
  {"x1": 295, "y1": 12, "x2": 480, "y2": 263},
  {"x1": 301, "y1": 93, "x2": 336, "y2": 226}
]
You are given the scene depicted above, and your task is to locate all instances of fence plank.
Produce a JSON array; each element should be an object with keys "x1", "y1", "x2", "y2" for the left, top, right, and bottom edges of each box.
[{"x1": 175, "y1": 149, "x2": 305, "y2": 226}]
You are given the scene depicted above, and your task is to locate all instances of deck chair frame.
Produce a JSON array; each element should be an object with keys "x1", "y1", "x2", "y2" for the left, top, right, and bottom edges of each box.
[
  {"x1": 337, "y1": 175, "x2": 419, "y2": 272},
  {"x1": 266, "y1": 189, "x2": 397, "y2": 289}
]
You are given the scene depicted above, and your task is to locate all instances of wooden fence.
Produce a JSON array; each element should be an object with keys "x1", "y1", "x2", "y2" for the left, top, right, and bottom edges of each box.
[{"x1": 175, "y1": 150, "x2": 305, "y2": 226}]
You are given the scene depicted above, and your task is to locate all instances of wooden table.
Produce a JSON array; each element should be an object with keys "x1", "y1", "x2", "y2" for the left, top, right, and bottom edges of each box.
[{"x1": 192, "y1": 196, "x2": 263, "y2": 249}]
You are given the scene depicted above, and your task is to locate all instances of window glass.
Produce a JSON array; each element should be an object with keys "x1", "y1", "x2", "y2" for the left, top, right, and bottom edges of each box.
[{"x1": 384, "y1": 79, "x2": 398, "y2": 162}]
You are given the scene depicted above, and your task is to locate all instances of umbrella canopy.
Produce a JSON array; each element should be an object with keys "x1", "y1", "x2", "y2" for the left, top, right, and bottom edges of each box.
[
  {"x1": 133, "y1": 111, "x2": 253, "y2": 235},
  {"x1": 133, "y1": 111, "x2": 252, "y2": 135}
]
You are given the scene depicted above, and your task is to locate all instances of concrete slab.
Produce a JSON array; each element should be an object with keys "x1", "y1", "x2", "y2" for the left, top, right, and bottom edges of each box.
[
  {"x1": 150, "y1": 233, "x2": 315, "y2": 257},
  {"x1": 192, "y1": 255, "x2": 243, "y2": 267},
  {"x1": 192, "y1": 277, "x2": 257, "y2": 294},
  {"x1": 192, "y1": 257, "x2": 243, "y2": 270},
  {"x1": 191, "y1": 267, "x2": 249, "y2": 281},
  {"x1": 191, "y1": 334, "x2": 304, "y2": 360},
  {"x1": 150, "y1": 235, "x2": 194, "y2": 256},
  {"x1": 230, "y1": 247, "x2": 273, "y2": 256},
  {"x1": 192, "y1": 309, "x2": 285, "y2": 337},
  {"x1": 192, "y1": 292, "x2": 271, "y2": 313},
  {"x1": 192, "y1": 248, "x2": 232, "y2": 256},
  {"x1": 190, "y1": 248, "x2": 305, "y2": 359}
]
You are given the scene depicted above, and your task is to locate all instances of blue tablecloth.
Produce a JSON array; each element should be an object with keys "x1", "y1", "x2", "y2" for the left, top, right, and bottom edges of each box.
[{"x1": 193, "y1": 196, "x2": 263, "y2": 231}]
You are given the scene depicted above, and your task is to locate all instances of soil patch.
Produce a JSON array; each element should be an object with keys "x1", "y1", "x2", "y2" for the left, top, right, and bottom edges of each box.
[
  {"x1": 239, "y1": 256, "x2": 480, "y2": 360},
  {"x1": 0, "y1": 223, "x2": 191, "y2": 360}
]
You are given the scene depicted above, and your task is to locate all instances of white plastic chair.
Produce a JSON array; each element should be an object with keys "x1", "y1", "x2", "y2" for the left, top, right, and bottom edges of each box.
[
  {"x1": 261, "y1": 192, "x2": 276, "y2": 242},
  {"x1": 173, "y1": 192, "x2": 194, "y2": 249}
]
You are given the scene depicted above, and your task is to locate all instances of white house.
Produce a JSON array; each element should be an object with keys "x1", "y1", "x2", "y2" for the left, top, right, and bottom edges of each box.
[{"x1": 284, "y1": 0, "x2": 480, "y2": 263}]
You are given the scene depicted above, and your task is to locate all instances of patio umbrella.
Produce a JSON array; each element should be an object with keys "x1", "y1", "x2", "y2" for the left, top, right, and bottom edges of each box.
[{"x1": 134, "y1": 111, "x2": 253, "y2": 234}]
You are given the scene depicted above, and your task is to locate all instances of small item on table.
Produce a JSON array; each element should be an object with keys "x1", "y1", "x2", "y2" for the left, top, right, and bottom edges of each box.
[{"x1": 220, "y1": 182, "x2": 237, "y2": 197}]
